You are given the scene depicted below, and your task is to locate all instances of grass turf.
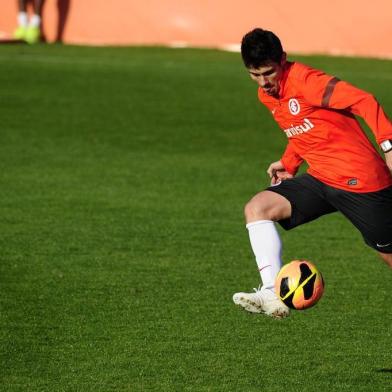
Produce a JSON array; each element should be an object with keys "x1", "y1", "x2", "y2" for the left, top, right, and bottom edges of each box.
[{"x1": 0, "y1": 44, "x2": 391, "y2": 391}]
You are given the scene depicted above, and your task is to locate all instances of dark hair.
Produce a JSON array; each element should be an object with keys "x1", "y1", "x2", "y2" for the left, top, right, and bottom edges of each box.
[{"x1": 241, "y1": 28, "x2": 283, "y2": 68}]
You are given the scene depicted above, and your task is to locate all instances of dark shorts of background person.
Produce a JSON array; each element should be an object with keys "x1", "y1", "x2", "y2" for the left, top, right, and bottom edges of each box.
[{"x1": 267, "y1": 174, "x2": 392, "y2": 254}]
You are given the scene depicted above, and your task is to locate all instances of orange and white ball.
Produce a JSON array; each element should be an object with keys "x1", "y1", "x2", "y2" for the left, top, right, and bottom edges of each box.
[{"x1": 275, "y1": 260, "x2": 324, "y2": 310}]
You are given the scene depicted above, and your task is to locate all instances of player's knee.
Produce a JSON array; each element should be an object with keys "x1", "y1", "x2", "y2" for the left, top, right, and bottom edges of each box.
[
  {"x1": 244, "y1": 193, "x2": 282, "y2": 222},
  {"x1": 244, "y1": 195, "x2": 263, "y2": 220}
]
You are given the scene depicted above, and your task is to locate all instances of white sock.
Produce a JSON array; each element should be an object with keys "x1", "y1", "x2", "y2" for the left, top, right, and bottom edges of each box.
[
  {"x1": 29, "y1": 14, "x2": 41, "y2": 28},
  {"x1": 246, "y1": 220, "x2": 283, "y2": 290},
  {"x1": 18, "y1": 12, "x2": 28, "y2": 27}
]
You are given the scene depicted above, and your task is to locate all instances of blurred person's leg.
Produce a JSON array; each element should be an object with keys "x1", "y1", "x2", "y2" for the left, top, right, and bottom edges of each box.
[
  {"x1": 26, "y1": 0, "x2": 45, "y2": 44},
  {"x1": 13, "y1": 0, "x2": 29, "y2": 40},
  {"x1": 33, "y1": 0, "x2": 45, "y2": 15},
  {"x1": 18, "y1": 0, "x2": 28, "y2": 11},
  {"x1": 56, "y1": 0, "x2": 70, "y2": 42}
]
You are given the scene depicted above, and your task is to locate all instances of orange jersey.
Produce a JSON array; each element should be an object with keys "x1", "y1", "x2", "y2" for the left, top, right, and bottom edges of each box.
[{"x1": 258, "y1": 62, "x2": 392, "y2": 192}]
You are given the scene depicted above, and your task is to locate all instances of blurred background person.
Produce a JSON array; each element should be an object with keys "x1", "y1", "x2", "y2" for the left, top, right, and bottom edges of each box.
[{"x1": 13, "y1": 0, "x2": 45, "y2": 44}]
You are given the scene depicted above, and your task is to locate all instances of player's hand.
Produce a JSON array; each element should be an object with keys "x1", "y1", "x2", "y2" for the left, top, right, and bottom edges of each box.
[
  {"x1": 267, "y1": 160, "x2": 294, "y2": 185},
  {"x1": 385, "y1": 150, "x2": 392, "y2": 174}
]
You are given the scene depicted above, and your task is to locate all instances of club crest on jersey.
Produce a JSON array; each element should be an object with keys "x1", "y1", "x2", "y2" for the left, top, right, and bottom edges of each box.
[{"x1": 288, "y1": 98, "x2": 300, "y2": 115}]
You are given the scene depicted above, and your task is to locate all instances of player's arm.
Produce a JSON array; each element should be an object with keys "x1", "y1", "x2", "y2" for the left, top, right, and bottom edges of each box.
[
  {"x1": 384, "y1": 150, "x2": 392, "y2": 173},
  {"x1": 324, "y1": 80, "x2": 392, "y2": 144},
  {"x1": 280, "y1": 142, "x2": 303, "y2": 176},
  {"x1": 267, "y1": 143, "x2": 303, "y2": 185},
  {"x1": 299, "y1": 69, "x2": 392, "y2": 170},
  {"x1": 326, "y1": 81, "x2": 392, "y2": 172}
]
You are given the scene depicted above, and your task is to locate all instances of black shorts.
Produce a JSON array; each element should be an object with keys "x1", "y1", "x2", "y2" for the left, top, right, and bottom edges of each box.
[{"x1": 267, "y1": 174, "x2": 392, "y2": 253}]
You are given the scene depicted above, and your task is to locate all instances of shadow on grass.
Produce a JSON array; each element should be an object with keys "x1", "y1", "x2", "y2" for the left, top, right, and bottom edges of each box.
[{"x1": 375, "y1": 369, "x2": 392, "y2": 373}]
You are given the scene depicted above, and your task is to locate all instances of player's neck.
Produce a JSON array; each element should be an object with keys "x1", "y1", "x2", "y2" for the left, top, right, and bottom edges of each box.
[{"x1": 277, "y1": 61, "x2": 293, "y2": 99}]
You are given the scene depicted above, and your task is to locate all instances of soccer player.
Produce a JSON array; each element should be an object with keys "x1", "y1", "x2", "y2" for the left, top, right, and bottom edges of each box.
[
  {"x1": 13, "y1": 0, "x2": 45, "y2": 44},
  {"x1": 233, "y1": 28, "x2": 392, "y2": 319}
]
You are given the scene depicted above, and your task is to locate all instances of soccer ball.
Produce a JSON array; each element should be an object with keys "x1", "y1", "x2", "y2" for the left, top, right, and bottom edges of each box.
[{"x1": 275, "y1": 260, "x2": 324, "y2": 310}]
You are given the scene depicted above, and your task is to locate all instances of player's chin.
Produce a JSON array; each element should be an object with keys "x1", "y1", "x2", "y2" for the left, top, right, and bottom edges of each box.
[{"x1": 264, "y1": 88, "x2": 278, "y2": 97}]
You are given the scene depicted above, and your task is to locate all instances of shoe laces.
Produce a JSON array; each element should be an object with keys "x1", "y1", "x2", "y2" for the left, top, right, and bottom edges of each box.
[
  {"x1": 250, "y1": 285, "x2": 266, "y2": 305},
  {"x1": 253, "y1": 284, "x2": 264, "y2": 293}
]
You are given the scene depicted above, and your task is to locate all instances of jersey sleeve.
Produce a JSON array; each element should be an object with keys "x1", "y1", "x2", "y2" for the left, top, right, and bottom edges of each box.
[
  {"x1": 325, "y1": 81, "x2": 392, "y2": 144},
  {"x1": 296, "y1": 67, "x2": 335, "y2": 107},
  {"x1": 297, "y1": 67, "x2": 392, "y2": 144},
  {"x1": 280, "y1": 143, "x2": 303, "y2": 175}
]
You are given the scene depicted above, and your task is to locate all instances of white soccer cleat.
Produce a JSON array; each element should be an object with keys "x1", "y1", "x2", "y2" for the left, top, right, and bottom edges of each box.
[{"x1": 233, "y1": 285, "x2": 290, "y2": 319}]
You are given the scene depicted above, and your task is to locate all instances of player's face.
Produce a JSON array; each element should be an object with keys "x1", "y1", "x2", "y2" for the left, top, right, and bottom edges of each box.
[{"x1": 247, "y1": 56, "x2": 286, "y2": 97}]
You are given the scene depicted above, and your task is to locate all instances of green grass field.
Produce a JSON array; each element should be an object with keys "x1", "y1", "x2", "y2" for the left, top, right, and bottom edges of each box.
[{"x1": 0, "y1": 45, "x2": 391, "y2": 391}]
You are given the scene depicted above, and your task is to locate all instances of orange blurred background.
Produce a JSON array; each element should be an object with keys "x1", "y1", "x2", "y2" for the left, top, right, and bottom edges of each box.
[{"x1": 0, "y1": 0, "x2": 391, "y2": 58}]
